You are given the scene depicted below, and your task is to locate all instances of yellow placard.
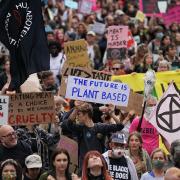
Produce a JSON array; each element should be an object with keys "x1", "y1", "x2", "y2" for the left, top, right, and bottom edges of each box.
[
  {"x1": 112, "y1": 71, "x2": 180, "y2": 98},
  {"x1": 135, "y1": 10, "x2": 145, "y2": 22},
  {"x1": 64, "y1": 39, "x2": 90, "y2": 68}
]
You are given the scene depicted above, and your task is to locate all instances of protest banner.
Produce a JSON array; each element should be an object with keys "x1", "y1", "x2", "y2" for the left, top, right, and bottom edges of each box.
[
  {"x1": 58, "y1": 135, "x2": 78, "y2": 173},
  {"x1": 65, "y1": 0, "x2": 78, "y2": 9},
  {"x1": 139, "y1": 0, "x2": 167, "y2": 16},
  {"x1": 92, "y1": 22, "x2": 106, "y2": 35},
  {"x1": 64, "y1": 39, "x2": 90, "y2": 68},
  {"x1": 107, "y1": 26, "x2": 128, "y2": 60},
  {"x1": 66, "y1": 76, "x2": 130, "y2": 106},
  {"x1": 163, "y1": 6, "x2": 180, "y2": 27},
  {"x1": 0, "y1": 96, "x2": 9, "y2": 125},
  {"x1": 8, "y1": 92, "x2": 55, "y2": 126},
  {"x1": 60, "y1": 67, "x2": 112, "y2": 96},
  {"x1": 149, "y1": 83, "x2": 180, "y2": 144},
  {"x1": 78, "y1": 0, "x2": 93, "y2": 14},
  {"x1": 112, "y1": 71, "x2": 180, "y2": 98}
]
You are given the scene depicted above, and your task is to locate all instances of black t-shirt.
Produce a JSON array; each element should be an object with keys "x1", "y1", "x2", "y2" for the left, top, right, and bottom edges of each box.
[
  {"x1": 109, "y1": 156, "x2": 131, "y2": 180},
  {"x1": 0, "y1": 140, "x2": 32, "y2": 168}
]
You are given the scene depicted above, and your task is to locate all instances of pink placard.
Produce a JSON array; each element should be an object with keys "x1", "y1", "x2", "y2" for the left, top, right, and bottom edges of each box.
[{"x1": 107, "y1": 26, "x2": 128, "y2": 49}]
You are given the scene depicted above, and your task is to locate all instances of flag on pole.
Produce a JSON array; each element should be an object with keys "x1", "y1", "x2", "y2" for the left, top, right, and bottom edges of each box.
[
  {"x1": 149, "y1": 83, "x2": 180, "y2": 144},
  {"x1": 0, "y1": 0, "x2": 50, "y2": 91}
]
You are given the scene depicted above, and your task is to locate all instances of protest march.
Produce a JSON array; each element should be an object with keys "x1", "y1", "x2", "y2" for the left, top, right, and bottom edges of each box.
[{"x1": 0, "y1": 0, "x2": 180, "y2": 180}]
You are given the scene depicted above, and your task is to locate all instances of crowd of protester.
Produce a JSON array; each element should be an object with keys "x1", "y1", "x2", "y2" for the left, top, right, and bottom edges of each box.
[{"x1": 0, "y1": 0, "x2": 180, "y2": 179}]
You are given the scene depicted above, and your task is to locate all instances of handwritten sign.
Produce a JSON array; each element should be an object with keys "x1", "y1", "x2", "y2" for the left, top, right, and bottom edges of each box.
[
  {"x1": 135, "y1": 10, "x2": 145, "y2": 22},
  {"x1": 66, "y1": 76, "x2": 130, "y2": 106},
  {"x1": 107, "y1": 26, "x2": 128, "y2": 60},
  {"x1": 0, "y1": 96, "x2": 9, "y2": 125},
  {"x1": 64, "y1": 39, "x2": 90, "y2": 67},
  {"x1": 78, "y1": 0, "x2": 93, "y2": 14},
  {"x1": 8, "y1": 92, "x2": 55, "y2": 126},
  {"x1": 65, "y1": 0, "x2": 78, "y2": 9},
  {"x1": 58, "y1": 135, "x2": 78, "y2": 174},
  {"x1": 60, "y1": 67, "x2": 112, "y2": 96}
]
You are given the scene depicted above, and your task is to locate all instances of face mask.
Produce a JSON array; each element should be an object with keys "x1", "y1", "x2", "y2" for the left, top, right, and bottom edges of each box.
[
  {"x1": 112, "y1": 148, "x2": 125, "y2": 158},
  {"x1": 152, "y1": 160, "x2": 164, "y2": 169},
  {"x1": 144, "y1": 107, "x2": 154, "y2": 119},
  {"x1": 2, "y1": 172, "x2": 17, "y2": 180},
  {"x1": 173, "y1": 146, "x2": 180, "y2": 168}
]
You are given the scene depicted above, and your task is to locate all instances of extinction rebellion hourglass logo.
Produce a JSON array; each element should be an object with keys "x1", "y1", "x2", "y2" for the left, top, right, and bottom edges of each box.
[{"x1": 4, "y1": 2, "x2": 32, "y2": 47}]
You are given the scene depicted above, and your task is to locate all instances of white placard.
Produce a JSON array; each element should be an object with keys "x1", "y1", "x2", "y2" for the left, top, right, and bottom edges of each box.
[
  {"x1": 0, "y1": 96, "x2": 9, "y2": 125},
  {"x1": 65, "y1": 76, "x2": 130, "y2": 107}
]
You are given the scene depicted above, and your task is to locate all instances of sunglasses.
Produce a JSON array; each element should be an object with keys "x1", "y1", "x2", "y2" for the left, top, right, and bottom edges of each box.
[{"x1": 112, "y1": 68, "x2": 120, "y2": 71}]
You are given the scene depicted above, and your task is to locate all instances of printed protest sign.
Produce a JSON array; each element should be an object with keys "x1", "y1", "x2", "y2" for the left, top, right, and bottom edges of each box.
[
  {"x1": 64, "y1": 39, "x2": 90, "y2": 67},
  {"x1": 78, "y1": 0, "x2": 93, "y2": 14},
  {"x1": 0, "y1": 96, "x2": 9, "y2": 125},
  {"x1": 92, "y1": 22, "x2": 106, "y2": 35},
  {"x1": 139, "y1": 0, "x2": 166, "y2": 16},
  {"x1": 8, "y1": 92, "x2": 55, "y2": 126},
  {"x1": 66, "y1": 76, "x2": 130, "y2": 106},
  {"x1": 65, "y1": 0, "x2": 78, "y2": 9},
  {"x1": 60, "y1": 67, "x2": 112, "y2": 96},
  {"x1": 149, "y1": 83, "x2": 180, "y2": 144},
  {"x1": 107, "y1": 26, "x2": 128, "y2": 60},
  {"x1": 58, "y1": 135, "x2": 78, "y2": 173}
]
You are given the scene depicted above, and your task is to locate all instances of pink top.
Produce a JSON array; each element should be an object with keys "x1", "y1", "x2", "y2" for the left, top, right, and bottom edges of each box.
[{"x1": 129, "y1": 117, "x2": 159, "y2": 155}]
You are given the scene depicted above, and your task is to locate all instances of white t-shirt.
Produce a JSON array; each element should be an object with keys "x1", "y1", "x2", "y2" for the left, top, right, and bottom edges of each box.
[{"x1": 50, "y1": 52, "x2": 66, "y2": 85}]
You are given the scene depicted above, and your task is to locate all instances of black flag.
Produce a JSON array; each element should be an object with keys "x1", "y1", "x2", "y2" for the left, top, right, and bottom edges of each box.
[{"x1": 0, "y1": 0, "x2": 50, "y2": 91}]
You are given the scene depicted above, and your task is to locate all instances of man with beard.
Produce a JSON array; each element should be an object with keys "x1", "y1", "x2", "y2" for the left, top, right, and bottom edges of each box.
[{"x1": 49, "y1": 41, "x2": 65, "y2": 86}]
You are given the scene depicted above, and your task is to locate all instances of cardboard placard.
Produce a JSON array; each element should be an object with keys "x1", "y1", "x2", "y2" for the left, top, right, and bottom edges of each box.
[
  {"x1": 59, "y1": 66, "x2": 112, "y2": 96},
  {"x1": 64, "y1": 39, "x2": 90, "y2": 68},
  {"x1": 119, "y1": 91, "x2": 143, "y2": 116},
  {"x1": 66, "y1": 76, "x2": 130, "y2": 107},
  {"x1": 135, "y1": 10, "x2": 145, "y2": 22},
  {"x1": 107, "y1": 26, "x2": 128, "y2": 60},
  {"x1": 8, "y1": 92, "x2": 55, "y2": 126},
  {"x1": 0, "y1": 96, "x2": 9, "y2": 125},
  {"x1": 58, "y1": 135, "x2": 78, "y2": 173}
]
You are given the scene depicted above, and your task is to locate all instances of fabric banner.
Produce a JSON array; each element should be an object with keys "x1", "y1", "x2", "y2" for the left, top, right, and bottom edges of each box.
[
  {"x1": 149, "y1": 83, "x2": 180, "y2": 144},
  {"x1": 0, "y1": 0, "x2": 50, "y2": 90},
  {"x1": 112, "y1": 71, "x2": 180, "y2": 99}
]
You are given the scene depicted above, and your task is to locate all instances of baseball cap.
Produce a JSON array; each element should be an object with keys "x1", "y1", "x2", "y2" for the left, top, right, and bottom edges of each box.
[
  {"x1": 115, "y1": 10, "x2": 125, "y2": 16},
  {"x1": 110, "y1": 133, "x2": 127, "y2": 144},
  {"x1": 25, "y1": 154, "x2": 42, "y2": 169},
  {"x1": 87, "y1": 31, "x2": 96, "y2": 36}
]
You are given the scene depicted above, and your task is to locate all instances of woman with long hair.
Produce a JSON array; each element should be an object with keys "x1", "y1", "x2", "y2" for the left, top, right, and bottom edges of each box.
[
  {"x1": 0, "y1": 159, "x2": 22, "y2": 180},
  {"x1": 39, "y1": 148, "x2": 78, "y2": 180},
  {"x1": 81, "y1": 151, "x2": 112, "y2": 180},
  {"x1": 127, "y1": 132, "x2": 152, "y2": 179}
]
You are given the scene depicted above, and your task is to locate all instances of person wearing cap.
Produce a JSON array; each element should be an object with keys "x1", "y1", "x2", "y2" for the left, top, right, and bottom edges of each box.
[
  {"x1": 86, "y1": 31, "x2": 101, "y2": 69},
  {"x1": 24, "y1": 154, "x2": 43, "y2": 180},
  {"x1": 103, "y1": 133, "x2": 138, "y2": 180}
]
